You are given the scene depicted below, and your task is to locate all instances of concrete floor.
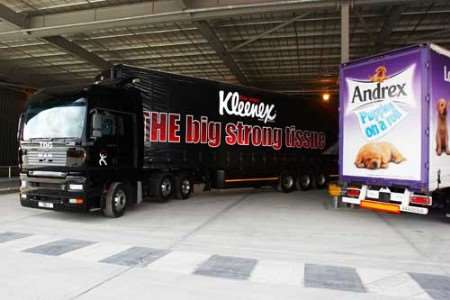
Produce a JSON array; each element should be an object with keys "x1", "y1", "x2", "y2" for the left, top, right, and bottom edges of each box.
[{"x1": 0, "y1": 188, "x2": 449, "y2": 299}]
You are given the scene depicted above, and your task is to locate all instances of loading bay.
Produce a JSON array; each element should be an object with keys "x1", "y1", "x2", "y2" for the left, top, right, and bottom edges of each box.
[{"x1": 0, "y1": 189, "x2": 449, "y2": 300}]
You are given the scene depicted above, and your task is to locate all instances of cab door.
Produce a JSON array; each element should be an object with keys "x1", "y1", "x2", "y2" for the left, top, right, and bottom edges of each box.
[
  {"x1": 115, "y1": 112, "x2": 135, "y2": 168},
  {"x1": 91, "y1": 110, "x2": 135, "y2": 170}
]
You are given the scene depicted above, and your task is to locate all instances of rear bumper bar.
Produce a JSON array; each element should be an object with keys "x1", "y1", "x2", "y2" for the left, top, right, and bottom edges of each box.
[
  {"x1": 342, "y1": 197, "x2": 428, "y2": 215},
  {"x1": 340, "y1": 184, "x2": 430, "y2": 215}
]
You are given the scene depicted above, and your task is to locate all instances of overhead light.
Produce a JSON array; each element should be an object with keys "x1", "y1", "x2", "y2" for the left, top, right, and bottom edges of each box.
[{"x1": 322, "y1": 93, "x2": 331, "y2": 102}]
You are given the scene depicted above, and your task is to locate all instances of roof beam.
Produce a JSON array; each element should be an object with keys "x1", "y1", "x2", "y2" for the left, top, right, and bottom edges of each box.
[
  {"x1": 414, "y1": 25, "x2": 450, "y2": 42},
  {"x1": 43, "y1": 36, "x2": 111, "y2": 70},
  {"x1": 229, "y1": 12, "x2": 310, "y2": 52},
  {"x1": 374, "y1": 5, "x2": 402, "y2": 52},
  {"x1": 0, "y1": 5, "x2": 65, "y2": 87},
  {"x1": 0, "y1": 0, "x2": 423, "y2": 40},
  {"x1": 353, "y1": 8, "x2": 377, "y2": 54},
  {"x1": 0, "y1": 59, "x2": 68, "y2": 88},
  {"x1": 0, "y1": 4, "x2": 108, "y2": 85},
  {"x1": 341, "y1": 0, "x2": 350, "y2": 63},
  {"x1": 175, "y1": 0, "x2": 188, "y2": 10},
  {"x1": 194, "y1": 20, "x2": 247, "y2": 85},
  {"x1": 0, "y1": 4, "x2": 29, "y2": 29}
]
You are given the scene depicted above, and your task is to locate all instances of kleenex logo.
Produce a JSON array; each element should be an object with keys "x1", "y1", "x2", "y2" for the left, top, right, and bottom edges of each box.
[{"x1": 219, "y1": 91, "x2": 276, "y2": 123}]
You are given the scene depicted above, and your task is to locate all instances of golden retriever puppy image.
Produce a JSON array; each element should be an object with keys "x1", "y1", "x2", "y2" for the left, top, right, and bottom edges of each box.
[
  {"x1": 369, "y1": 66, "x2": 388, "y2": 83},
  {"x1": 354, "y1": 142, "x2": 405, "y2": 170},
  {"x1": 436, "y1": 98, "x2": 450, "y2": 156}
]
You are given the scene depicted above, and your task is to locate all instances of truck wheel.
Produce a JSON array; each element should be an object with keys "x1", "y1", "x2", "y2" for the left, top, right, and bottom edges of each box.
[
  {"x1": 296, "y1": 174, "x2": 312, "y2": 191},
  {"x1": 175, "y1": 175, "x2": 193, "y2": 200},
  {"x1": 103, "y1": 182, "x2": 127, "y2": 218},
  {"x1": 279, "y1": 172, "x2": 295, "y2": 193},
  {"x1": 152, "y1": 173, "x2": 174, "y2": 202},
  {"x1": 315, "y1": 174, "x2": 327, "y2": 189}
]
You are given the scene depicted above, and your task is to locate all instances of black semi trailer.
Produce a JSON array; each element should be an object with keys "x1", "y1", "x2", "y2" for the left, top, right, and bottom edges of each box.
[{"x1": 18, "y1": 65, "x2": 337, "y2": 217}]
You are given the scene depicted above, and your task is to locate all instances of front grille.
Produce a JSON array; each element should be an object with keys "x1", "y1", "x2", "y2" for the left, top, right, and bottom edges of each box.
[
  {"x1": 30, "y1": 181, "x2": 65, "y2": 191},
  {"x1": 27, "y1": 194, "x2": 63, "y2": 203},
  {"x1": 25, "y1": 150, "x2": 67, "y2": 166}
]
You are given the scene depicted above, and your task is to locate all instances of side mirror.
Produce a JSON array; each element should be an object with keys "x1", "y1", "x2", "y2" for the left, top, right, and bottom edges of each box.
[{"x1": 91, "y1": 111, "x2": 103, "y2": 138}]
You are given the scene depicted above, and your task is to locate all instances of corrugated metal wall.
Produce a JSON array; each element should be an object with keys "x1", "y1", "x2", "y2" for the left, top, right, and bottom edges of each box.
[{"x1": 0, "y1": 87, "x2": 26, "y2": 166}]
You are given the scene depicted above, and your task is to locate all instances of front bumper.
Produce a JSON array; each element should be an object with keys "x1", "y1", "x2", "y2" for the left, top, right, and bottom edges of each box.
[
  {"x1": 20, "y1": 191, "x2": 88, "y2": 212},
  {"x1": 19, "y1": 172, "x2": 95, "y2": 212}
]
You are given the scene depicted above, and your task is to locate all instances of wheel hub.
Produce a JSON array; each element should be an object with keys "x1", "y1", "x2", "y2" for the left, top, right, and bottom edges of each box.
[
  {"x1": 113, "y1": 189, "x2": 126, "y2": 211},
  {"x1": 181, "y1": 179, "x2": 191, "y2": 195},
  {"x1": 283, "y1": 176, "x2": 294, "y2": 188},
  {"x1": 317, "y1": 175, "x2": 326, "y2": 186},
  {"x1": 301, "y1": 175, "x2": 310, "y2": 187},
  {"x1": 161, "y1": 178, "x2": 172, "y2": 197}
]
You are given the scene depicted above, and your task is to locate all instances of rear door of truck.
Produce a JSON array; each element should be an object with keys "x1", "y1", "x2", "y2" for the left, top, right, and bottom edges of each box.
[{"x1": 339, "y1": 45, "x2": 428, "y2": 191}]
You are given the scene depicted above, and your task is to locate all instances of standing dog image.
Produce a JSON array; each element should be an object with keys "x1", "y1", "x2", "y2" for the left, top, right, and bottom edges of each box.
[
  {"x1": 436, "y1": 98, "x2": 450, "y2": 156},
  {"x1": 354, "y1": 142, "x2": 406, "y2": 169}
]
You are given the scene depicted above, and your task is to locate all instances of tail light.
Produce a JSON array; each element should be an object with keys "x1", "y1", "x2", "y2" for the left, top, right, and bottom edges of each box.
[
  {"x1": 410, "y1": 195, "x2": 432, "y2": 206},
  {"x1": 67, "y1": 148, "x2": 87, "y2": 161},
  {"x1": 346, "y1": 188, "x2": 360, "y2": 198}
]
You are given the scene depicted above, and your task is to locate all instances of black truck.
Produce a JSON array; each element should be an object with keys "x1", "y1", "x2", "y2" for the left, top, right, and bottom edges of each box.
[{"x1": 18, "y1": 65, "x2": 337, "y2": 217}]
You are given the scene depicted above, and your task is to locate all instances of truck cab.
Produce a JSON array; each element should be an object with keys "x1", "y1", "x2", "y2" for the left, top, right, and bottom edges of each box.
[{"x1": 18, "y1": 82, "x2": 142, "y2": 217}]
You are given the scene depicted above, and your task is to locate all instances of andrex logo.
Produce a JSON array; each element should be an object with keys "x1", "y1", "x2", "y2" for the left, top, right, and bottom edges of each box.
[
  {"x1": 351, "y1": 66, "x2": 407, "y2": 104},
  {"x1": 346, "y1": 64, "x2": 416, "y2": 113},
  {"x1": 219, "y1": 90, "x2": 276, "y2": 123}
]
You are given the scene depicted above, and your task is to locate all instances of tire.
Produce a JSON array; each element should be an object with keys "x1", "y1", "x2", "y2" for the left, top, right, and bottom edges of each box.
[
  {"x1": 103, "y1": 182, "x2": 128, "y2": 218},
  {"x1": 175, "y1": 174, "x2": 193, "y2": 200},
  {"x1": 279, "y1": 172, "x2": 295, "y2": 193},
  {"x1": 296, "y1": 174, "x2": 312, "y2": 191},
  {"x1": 152, "y1": 173, "x2": 174, "y2": 202},
  {"x1": 315, "y1": 173, "x2": 327, "y2": 189}
]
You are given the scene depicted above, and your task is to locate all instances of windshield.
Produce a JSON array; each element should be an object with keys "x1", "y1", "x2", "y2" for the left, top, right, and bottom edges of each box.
[{"x1": 22, "y1": 97, "x2": 87, "y2": 141}]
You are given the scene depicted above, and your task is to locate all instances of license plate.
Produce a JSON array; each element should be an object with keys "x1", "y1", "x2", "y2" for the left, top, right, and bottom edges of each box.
[
  {"x1": 401, "y1": 205, "x2": 428, "y2": 215},
  {"x1": 38, "y1": 202, "x2": 54, "y2": 209}
]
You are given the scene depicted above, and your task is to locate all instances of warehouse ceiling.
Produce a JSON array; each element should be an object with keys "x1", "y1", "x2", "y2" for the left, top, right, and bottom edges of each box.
[{"x1": 0, "y1": 0, "x2": 449, "y2": 94}]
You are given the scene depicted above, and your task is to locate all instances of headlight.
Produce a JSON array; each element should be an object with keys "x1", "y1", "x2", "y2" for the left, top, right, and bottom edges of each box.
[
  {"x1": 21, "y1": 193, "x2": 27, "y2": 199},
  {"x1": 67, "y1": 148, "x2": 87, "y2": 161},
  {"x1": 69, "y1": 184, "x2": 83, "y2": 191}
]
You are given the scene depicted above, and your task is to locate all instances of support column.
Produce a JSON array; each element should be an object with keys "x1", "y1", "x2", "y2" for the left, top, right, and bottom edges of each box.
[{"x1": 341, "y1": 0, "x2": 350, "y2": 63}]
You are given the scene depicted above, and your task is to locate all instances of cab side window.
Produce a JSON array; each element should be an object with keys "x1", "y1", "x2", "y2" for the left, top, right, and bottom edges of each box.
[{"x1": 101, "y1": 113, "x2": 116, "y2": 136}]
